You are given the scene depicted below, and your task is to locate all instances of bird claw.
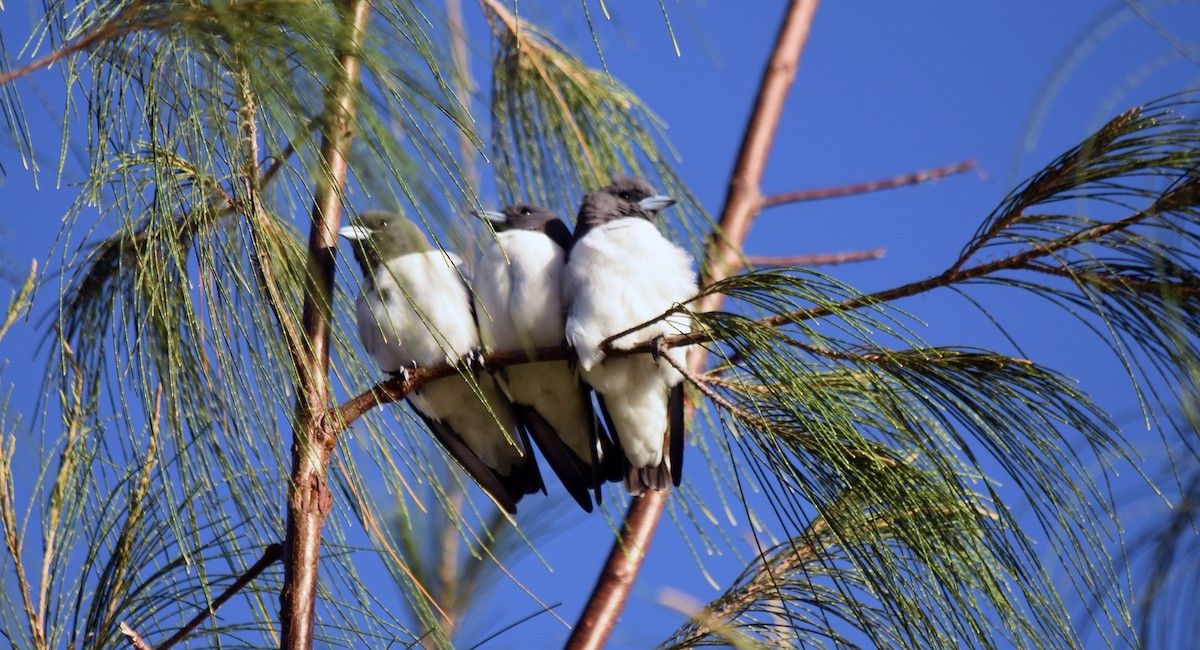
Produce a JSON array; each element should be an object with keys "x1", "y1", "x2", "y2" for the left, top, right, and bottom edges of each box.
[
  {"x1": 462, "y1": 348, "x2": 488, "y2": 373},
  {"x1": 562, "y1": 339, "x2": 578, "y2": 372},
  {"x1": 391, "y1": 361, "x2": 418, "y2": 385},
  {"x1": 650, "y1": 335, "x2": 666, "y2": 361}
]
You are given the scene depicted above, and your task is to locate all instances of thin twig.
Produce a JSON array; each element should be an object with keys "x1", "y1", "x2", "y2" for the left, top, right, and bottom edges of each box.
[
  {"x1": 0, "y1": 1, "x2": 146, "y2": 86},
  {"x1": 757, "y1": 177, "x2": 1200, "y2": 328},
  {"x1": 760, "y1": 159, "x2": 977, "y2": 208},
  {"x1": 156, "y1": 544, "x2": 284, "y2": 650},
  {"x1": 1024, "y1": 261, "x2": 1200, "y2": 297},
  {"x1": 260, "y1": 116, "x2": 320, "y2": 189},
  {"x1": 656, "y1": 340, "x2": 746, "y2": 419},
  {"x1": 566, "y1": 2, "x2": 821, "y2": 648},
  {"x1": 743, "y1": 248, "x2": 886, "y2": 269},
  {"x1": 118, "y1": 622, "x2": 153, "y2": 650}
]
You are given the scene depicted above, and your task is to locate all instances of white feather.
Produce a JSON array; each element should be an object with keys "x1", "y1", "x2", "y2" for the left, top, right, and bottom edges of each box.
[
  {"x1": 355, "y1": 248, "x2": 524, "y2": 468},
  {"x1": 475, "y1": 230, "x2": 593, "y2": 459},
  {"x1": 563, "y1": 218, "x2": 697, "y2": 469}
]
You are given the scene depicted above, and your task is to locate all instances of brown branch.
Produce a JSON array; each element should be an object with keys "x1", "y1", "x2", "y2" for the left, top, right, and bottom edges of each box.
[
  {"x1": 743, "y1": 248, "x2": 885, "y2": 269},
  {"x1": 1024, "y1": 261, "x2": 1200, "y2": 297},
  {"x1": 0, "y1": 2, "x2": 146, "y2": 87},
  {"x1": 760, "y1": 159, "x2": 977, "y2": 208},
  {"x1": 236, "y1": 62, "x2": 306, "y2": 376},
  {"x1": 756, "y1": 180, "x2": 1199, "y2": 328},
  {"x1": 156, "y1": 544, "x2": 284, "y2": 650},
  {"x1": 566, "y1": 2, "x2": 820, "y2": 648},
  {"x1": 119, "y1": 623, "x2": 153, "y2": 650},
  {"x1": 279, "y1": 0, "x2": 370, "y2": 646},
  {"x1": 674, "y1": 179, "x2": 1200, "y2": 364}
]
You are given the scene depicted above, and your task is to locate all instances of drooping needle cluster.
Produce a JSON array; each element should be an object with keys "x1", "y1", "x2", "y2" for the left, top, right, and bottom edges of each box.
[{"x1": 340, "y1": 176, "x2": 698, "y2": 513}]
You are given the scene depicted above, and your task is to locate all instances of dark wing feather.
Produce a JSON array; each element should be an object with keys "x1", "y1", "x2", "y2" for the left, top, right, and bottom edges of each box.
[
  {"x1": 581, "y1": 381, "x2": 624, "y2": 491},
  {"x1": 515, "y1": 404, "x2": 593, "y2": 512},
  {"x1": 667, "y1": 384, "x2": 685, "y2": 487},
  {"x1": 506, "y1": 412, "x2": 547, "y2": 500},
  {"x1": 410, "y1": 400, "x2": 542, "y2": 514}
]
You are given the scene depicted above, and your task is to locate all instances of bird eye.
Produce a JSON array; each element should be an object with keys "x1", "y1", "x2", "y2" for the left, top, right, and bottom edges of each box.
[
  {"x1": 520, "y1": 207, "x2": 532, "y2": 216},
  {"x1": 618, "y1": 192, "x2": 631, "y2": 201},
  {"x1": 378, "y1": 219, "x2": 389, "y2": 228}
]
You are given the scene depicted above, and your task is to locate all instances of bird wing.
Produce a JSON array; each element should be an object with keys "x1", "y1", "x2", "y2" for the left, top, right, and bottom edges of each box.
[
  {"x1": 668, "y1": 383, "x2": 685, "y2": 487},
  {"x1": 411, "y1": 401, "x2": 542, "y2": 514},
  {"x1": 582, "y1": 379, "x2": 625, "y2": 503},
  {"x1": 512, "y1": 403, "x2": 593, "y2": 512}
]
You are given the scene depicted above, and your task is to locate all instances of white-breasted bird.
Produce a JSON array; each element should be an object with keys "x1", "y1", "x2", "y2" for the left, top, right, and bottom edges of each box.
[
  {"x1": 563, "y1": 177, "x2": 697, "y2": 494},
  {"x1": 339, "y1": 211, "x2": 543, "y2": 513},
  {"x1": 473, "y1": 203, "x2": 621, "y2": 512}
]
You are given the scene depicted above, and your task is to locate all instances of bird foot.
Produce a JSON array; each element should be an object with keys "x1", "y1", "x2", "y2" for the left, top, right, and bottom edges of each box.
[
  {"x1": 562, "y1": 339, "x2": 579, "y2": 372},
  {"x1": 390, "y1": 360, "x2": 419, "y2": 385},
  {"x1": 650, "y1": 335, "x2": 666, "y2": 361},
  {"x1": 462, "y1": 348, "x2": 488, "y2": 373}
]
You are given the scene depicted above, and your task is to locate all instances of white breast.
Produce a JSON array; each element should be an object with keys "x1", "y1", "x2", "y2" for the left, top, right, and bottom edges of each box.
[
  {"x1": 356, "y1": 250, "x2": 478, "y2": 372},
  {"x1": 474, "y1": 230, "x2": 566, "y2": 352},
  {"x1": 563, "y1": 219, "x2": 697, "y2": 371}
]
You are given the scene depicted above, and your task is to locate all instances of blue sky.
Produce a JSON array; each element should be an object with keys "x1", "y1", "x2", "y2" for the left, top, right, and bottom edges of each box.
[{"x1": 2, "y1": 1, "x2": 1199, "y2": 647}]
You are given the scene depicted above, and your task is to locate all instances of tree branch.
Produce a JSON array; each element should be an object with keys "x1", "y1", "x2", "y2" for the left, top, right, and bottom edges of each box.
[
  {"x1": 759, "y1": 159, "x2": 977, "y2": 208},
  {"x1": 156, "y1": 544, "x2": 284, "y2": 650},
  {"x1": 0, "y1": 2, "x2": 146, "y2": 86},
  {"x1": 279, "y1": 0, "x2": 371, "y2": 646},
  {"x1": 743, "y1": 248, "x2": 886, "y2": 269},
  {"x1": 566, "y1": 2, "x2": 820, "y2": 648},
  {"x1": 757, "y1": 176, "x2": 1200, "y2": 328},
  {"x1": 118, "y1": 622, "x2": 153, "y2": 650}
]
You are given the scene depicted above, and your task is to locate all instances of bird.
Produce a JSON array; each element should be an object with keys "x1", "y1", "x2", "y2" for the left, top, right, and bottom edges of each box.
[
  {"x1": 473, "y1": 203, "x2": 622, "y2": 512},
  {"x1": 562, "y1": 177, "x2": 697, "y2": 495},
  {"x1": 339, "y1": 211, "x2": 543, "y2": 513}
]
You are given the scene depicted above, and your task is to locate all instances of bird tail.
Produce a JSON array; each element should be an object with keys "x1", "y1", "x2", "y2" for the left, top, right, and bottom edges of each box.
[
  {"x1": 620, "y1": 383, "x2": 685, "y2": 496},
  {"x1": 624, "y1": 462, "x2": 672, "y2": 496},
  {"x1": 516, "y1": 404, "x2": 595, "y2": 513}
]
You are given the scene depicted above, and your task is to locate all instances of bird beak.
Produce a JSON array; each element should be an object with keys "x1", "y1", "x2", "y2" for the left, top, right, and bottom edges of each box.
[
  {"x1": 639, "y1": 195, "x2": 676, "y2": 212},
  {"x1": 337, "y1": 225, "x2": 372, "y2": 241},
  {"x1": 472, "y1": 209, "x2": 508, "y2": 225}
]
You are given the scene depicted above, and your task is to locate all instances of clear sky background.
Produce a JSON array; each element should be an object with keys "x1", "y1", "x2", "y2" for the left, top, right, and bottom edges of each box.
[{"x1": 2, "y1": 1, "x2": 1199, "y2": 648}]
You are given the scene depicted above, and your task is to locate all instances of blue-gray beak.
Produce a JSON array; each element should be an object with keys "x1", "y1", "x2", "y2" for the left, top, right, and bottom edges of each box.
[{"x1": 638, "y1": 194, "x2": 676, "y2": 213}]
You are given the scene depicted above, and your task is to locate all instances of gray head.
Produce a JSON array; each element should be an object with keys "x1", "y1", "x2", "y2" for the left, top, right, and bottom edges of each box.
[
  {"x1": 338, "y1": 211, "x2": 432, "y2": 274},
  {"x1": 603, "y1": 176, "x2": 676, "y2": 214},
  {"x1": 573, "y1": 176, "x2": 676, "y2": 239},
  {"x1": 475, "y1": 203, "x2": 572, "y2": 250}
]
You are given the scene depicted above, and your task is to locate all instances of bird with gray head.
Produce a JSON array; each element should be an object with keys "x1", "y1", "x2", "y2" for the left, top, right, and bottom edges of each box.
[
  {"x1": 562, "y1": 177, "x2": 697, "y2": 495},
  {"x1": 339, "y1": 211, "x2": 543, "y2": 513},
  {"x1": 473, "y1": 203, "x2": 622, "y2": 512}
]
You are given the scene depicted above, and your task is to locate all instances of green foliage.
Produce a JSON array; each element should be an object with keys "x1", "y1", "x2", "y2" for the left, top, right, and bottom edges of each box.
[
  {"x1": 484, "y1": 0, "x2": 709, "y2": 247},
  {"x1": 663, "y1": 97, "x2": 1200, "y2": 648}
]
